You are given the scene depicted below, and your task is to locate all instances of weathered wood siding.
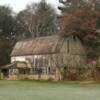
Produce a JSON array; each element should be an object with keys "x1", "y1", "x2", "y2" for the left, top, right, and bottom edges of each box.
[
  {"x1": 10, "y1": 35, "x2": 87, "y2": 80},
  {"x1": 53, "y1": 36, "x2": 86, "y2": 68}
]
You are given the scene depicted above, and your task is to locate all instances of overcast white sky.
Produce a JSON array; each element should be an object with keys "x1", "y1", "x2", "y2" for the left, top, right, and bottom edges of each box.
[{"x1": 0, "y1": 0, "x2": 60, "y2": 13}]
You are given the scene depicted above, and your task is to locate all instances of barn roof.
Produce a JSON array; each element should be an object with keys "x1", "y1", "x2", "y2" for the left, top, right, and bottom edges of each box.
[{"x1": 11, "y1": 35, "x2": 64, "y2": 56}]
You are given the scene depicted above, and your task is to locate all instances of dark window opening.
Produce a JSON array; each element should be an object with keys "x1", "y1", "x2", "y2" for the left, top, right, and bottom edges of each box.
[
  {"x1": 19, "y1": 69, "x2": 30, "y2": 75},
  {"x1": 48, "y1": 67, "x2": 51, "y2": 73},
  {"x1": 73, "y1": 36, "x2": 77, "y2": 41},
  {"x1": 67, "y1": 40, "x2": 70, "y2": 53}
]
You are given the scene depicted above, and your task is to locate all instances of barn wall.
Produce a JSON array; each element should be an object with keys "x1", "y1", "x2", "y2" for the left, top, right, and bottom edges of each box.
[
  {"x1": 54, "y1": 36, "x2": 87, "y2": 68},
  {"x1": 60, "y1": 36, "x2": 86, "y2": 55},
  {"x1": 49, "y1": 36, "x2": 87, "y2": 80},
  {"x1": 11, "y1": 55, "x2": 56, "y2": 68},
  {"x1": 52, "y1": 54, "x2": 86, "y2": 68},
  {"x1": 8, "y1": 74, "x2": 56, "y2": 80}
]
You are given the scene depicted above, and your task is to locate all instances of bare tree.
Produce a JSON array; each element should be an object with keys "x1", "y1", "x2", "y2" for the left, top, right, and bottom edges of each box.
[{"x1": 17, "y1": 0, "x2": 57, "y2": 38}]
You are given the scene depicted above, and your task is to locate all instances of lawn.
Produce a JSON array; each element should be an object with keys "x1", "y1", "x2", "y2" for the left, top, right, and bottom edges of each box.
[{"x1": 0, "y1": 80, "x2": 100, "y2": 100}]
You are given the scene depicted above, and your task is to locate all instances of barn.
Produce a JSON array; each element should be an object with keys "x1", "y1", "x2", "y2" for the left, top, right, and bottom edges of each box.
[{"x1": 5, "y1": 35, "x2": 87, "y2": 80}]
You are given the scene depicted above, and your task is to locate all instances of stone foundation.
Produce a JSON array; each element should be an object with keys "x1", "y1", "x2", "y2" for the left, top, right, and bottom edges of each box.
[
  {"x1": 8, "y1": 67, "x2": 100, "y2": 81},
  {"x1": 8, "y1": 74, "x2": 56, "y2": 81}
]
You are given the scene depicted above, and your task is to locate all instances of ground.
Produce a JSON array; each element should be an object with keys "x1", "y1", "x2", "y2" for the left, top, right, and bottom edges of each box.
[{"x1": 0, "y1": 80, "x2": 100, "y2": 100}]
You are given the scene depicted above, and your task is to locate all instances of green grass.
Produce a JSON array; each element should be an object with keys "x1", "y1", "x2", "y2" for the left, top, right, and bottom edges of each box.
[{"x1": 0, "y1": 80, "x2": 100, "y2": 100}]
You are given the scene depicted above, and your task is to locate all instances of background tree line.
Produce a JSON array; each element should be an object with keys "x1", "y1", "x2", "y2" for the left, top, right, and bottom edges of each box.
[{"x1": 0, "y1": 0, "x2": 100, "y2": 66}]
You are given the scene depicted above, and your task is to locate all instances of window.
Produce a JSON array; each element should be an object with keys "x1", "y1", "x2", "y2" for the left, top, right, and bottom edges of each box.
[
  {"x1": 48, "y1": 67, "x2": 51, "y2": 73},
  {"x1": 19, "y1": 69, "x2": 31, "y2": 75},
  {"x1": 67, "y1": 40, "x2": 70, "y2": 53},
  {"x1": 48, "y1": 66, "x2": 55, "y2": 75},
  {"x1": 12, "y1": 69, "x2": 19, "y2": 75},
  {"x1": 19, "y1": 69, "x2": 25, "y2": 74},
  {"x1": 73, "y1": 36, "x2": 77, "y2": 41}
]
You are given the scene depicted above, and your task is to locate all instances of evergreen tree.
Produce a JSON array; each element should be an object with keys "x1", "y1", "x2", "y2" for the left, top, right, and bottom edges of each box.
[{"x1": 0, "y1": 6, "x2": 17, "y2": 66}]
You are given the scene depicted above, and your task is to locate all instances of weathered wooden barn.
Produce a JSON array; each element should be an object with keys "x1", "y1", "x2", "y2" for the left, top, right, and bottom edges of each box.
[{"x1": 4, "y1": 35, "x2": 87, "y2": 80}]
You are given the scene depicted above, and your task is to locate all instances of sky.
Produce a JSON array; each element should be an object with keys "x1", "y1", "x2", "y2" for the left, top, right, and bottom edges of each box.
[{"x1": 0, "y1": 0, "x2": 60, "y2": 13}]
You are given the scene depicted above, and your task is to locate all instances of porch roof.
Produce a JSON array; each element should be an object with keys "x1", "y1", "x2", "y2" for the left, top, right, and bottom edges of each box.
[{"x1": 0, "y1": 63, "x2": 15, "y2": 69}]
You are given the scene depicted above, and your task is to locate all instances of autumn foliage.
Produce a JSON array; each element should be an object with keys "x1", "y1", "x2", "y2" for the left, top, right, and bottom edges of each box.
[{"x1": 59, "y1": 0, "x2": 100, "y2": 58}]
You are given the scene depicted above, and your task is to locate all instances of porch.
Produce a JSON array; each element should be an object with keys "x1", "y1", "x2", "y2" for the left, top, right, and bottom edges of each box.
[{"x1": 8, "y1": 66, "x2": 56, "y2": 80}]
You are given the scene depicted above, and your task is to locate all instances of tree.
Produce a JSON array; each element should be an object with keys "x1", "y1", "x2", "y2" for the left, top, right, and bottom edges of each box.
[
  {"x1": 0, "y1": 6, "x2": 17, "y2": 66},
  {"x1": 16, "y1": 0, "x2": 57, "y2": 38},
  {"x1": 58, "y1": 0, "x2": 100, "y2": 59},
  {"x1": 59, "y1": 0, "x2": 100, "y2": 13}
]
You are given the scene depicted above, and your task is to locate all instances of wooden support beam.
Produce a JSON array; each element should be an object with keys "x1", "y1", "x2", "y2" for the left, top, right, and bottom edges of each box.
[{"x1": 33, "y1": 56, "x2": 36, "y2": 73}]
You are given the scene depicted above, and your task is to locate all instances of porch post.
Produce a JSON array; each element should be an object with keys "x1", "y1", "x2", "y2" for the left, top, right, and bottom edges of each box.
[
  {"x1": 42, "y1": 56, "x2": 45, "y2": 74},
  {"x1": 34, "y1": 56, "x2": 35, "y2": 74}
]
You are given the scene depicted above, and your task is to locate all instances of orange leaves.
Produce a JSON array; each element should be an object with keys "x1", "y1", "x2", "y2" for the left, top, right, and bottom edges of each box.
[
  {"x1": 59, "y1": 8, "x2": 99, "y2": 38},
  {"x1": 58, "y1": 0, "x2": 100, "y2": 58}
]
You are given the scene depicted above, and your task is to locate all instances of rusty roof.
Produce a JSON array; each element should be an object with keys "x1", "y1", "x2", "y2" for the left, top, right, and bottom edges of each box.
[{"x1": 11, "y1": 35, "x2": 64, "y2": 56}]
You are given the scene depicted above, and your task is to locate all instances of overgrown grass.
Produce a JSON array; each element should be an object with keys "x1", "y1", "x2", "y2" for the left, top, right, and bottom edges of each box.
[{"x1": 0, "y1": 80, "x2": 100, "y2": 100}]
